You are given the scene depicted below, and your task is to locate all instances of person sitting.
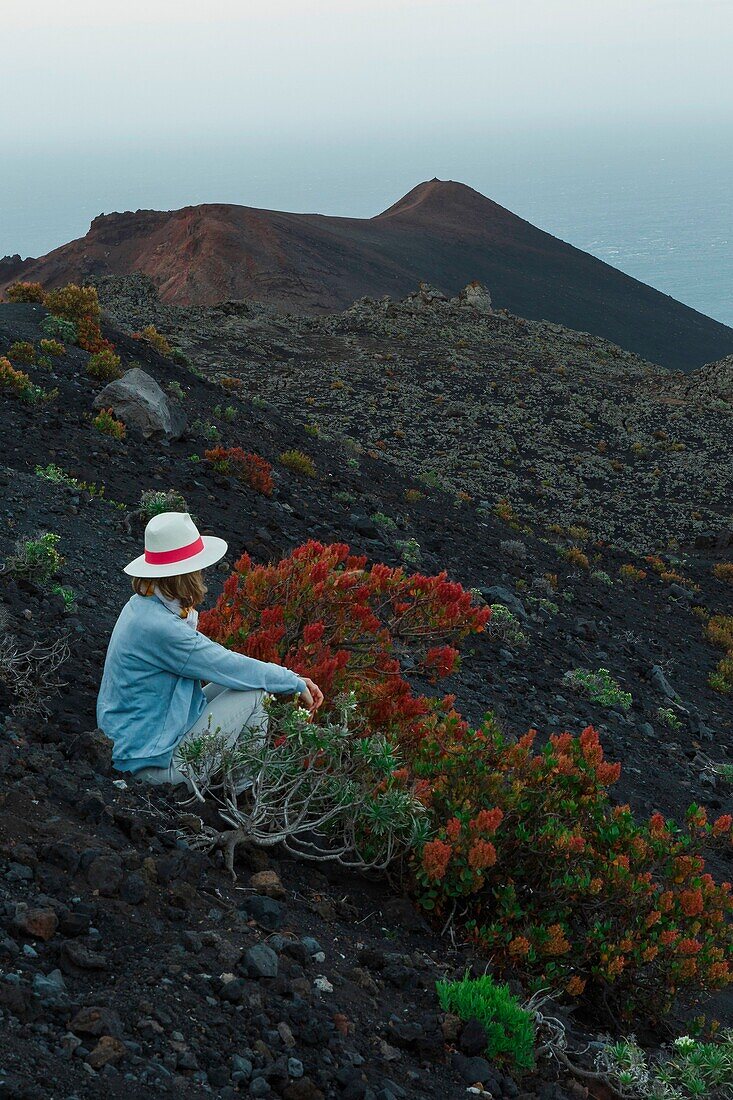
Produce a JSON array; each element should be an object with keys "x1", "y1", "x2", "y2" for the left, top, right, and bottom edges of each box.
[{"x1": 97, "y1": 511, "x2": 323, "y2": 790}]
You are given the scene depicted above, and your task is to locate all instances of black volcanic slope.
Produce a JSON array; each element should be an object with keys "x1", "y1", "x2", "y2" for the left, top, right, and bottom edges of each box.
[{"x1": 3, "y1": 179, "x2": 733, "y2": 371}]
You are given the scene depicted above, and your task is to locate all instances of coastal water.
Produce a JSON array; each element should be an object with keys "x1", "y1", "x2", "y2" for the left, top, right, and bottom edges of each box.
[{"x1": 2, "y1": 120, "x2": 731, "y2": 327}]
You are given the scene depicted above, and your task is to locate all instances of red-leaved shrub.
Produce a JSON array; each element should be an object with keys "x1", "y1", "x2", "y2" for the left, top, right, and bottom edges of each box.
[
  {"x1": 413, "y1": 718, "x2": 733, "y2": 1020},
  {"x1": 199, "y1": 540, "x2": 489, "y2": 748},
  {"x1": 204, "y1": 446, "x2": 274, "y2": 497}
]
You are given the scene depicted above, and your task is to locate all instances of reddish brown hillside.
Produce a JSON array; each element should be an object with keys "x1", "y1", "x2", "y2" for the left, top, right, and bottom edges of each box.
[{"x1": 4, "y1": 179, "x2": 733, "y2": 371}]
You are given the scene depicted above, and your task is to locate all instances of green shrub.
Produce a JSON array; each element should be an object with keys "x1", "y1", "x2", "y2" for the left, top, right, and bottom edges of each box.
[
  {"x1": 488, "y1": 604, "x2": 527, "y2": 646},
  {"x1": 396, "y1": 537, "x2": 421, "y2": 565},
  {"x1": 87, "y1": 348, "x2": 123, "y2": 381},
  {"x1": 709, "y1": 658, "x2": 733, "y2": 694},
  {"x1": 6, "y1": 533, "x2": 64, "y2": 586},
  {"x1": 371, "y1": 512, "x2": 397, "y2": 531},
  {"x1": 657, "y1": 707, "x2": 683, "y2": 731},
  {"x1": 177, "y1": 693, "x2": 427, "y2": 872},
  {"x1": 40, "y1": 315, "x2": 77, "y2": 344},
  {"x1": 280, "y1": 449, "x2": 316, "y2": 478},
  {"x1": 436, "y1": 974, "x2": 535, "y2": 1072},
  {"x1": 597, "y1": 1032, "x2": 733, "y2": 1100},
  {"x1": 192, "y1": 419, "x2": 221, "y2": 442},
  {"x1": 419, "y1": 469, "x2": 443, "y2": 490},
  {"x1": 564, "y1": 666, "x2": 632, "y2": 710},
  {"x1": 35, "y1": 463, "x2": 113, "y2": 503},
  {"x1": 138, "y1": 489, "x2": 188, "y2": 520},
  {"x1": 51, "y1": 584, "x2": 77, "y2": 612}
]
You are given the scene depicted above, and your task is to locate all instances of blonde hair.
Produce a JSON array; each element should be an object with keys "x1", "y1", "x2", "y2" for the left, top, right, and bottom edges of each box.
[{"x1": 132, "y1": 570, "x2": 207, "y2": 610}]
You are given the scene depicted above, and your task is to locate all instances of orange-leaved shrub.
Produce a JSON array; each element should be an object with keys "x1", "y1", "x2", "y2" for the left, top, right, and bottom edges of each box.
[
  {"x1": 92, "y1": 408, "x2": 126, "y2": 440},
  {"x1": 706, "y1": 614, "x2": 733, "y2": 693},
  {"x1": 38, "y1": 338, "x2": 65, "y2": 358},
  {"x1": 4, "y1": 281, "x2": 45, "y2": 303},
  {"x1": 44, "y1": 284, "x2": 110, "y2": 353},
  {"x1": 133, "y1": 324, "x2": 172, "y2": 357},
  {"x1": 0, "y1": 358, "x2": 43, "y2": 402},
  {"x1": 204, "y1": 446, "x2": 274, "y2": 497},
  {"x1": 413, "y1": 719, "x2": 733, "y2": 1020},
  {"x1": 199, "y1": 540, "x2": 489, "y2": 749},
  {"x1": 7, "y1": 340, "x2": 36, "y2": 365},
  {"x1": 712, "y1": 563, "x2": 733, "y2": 584}
]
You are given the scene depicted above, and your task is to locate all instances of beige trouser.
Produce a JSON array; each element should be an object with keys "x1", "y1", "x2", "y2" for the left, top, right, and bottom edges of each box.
[{"x1": 135, "y1": 682, "x2": 267, "y2": 792}]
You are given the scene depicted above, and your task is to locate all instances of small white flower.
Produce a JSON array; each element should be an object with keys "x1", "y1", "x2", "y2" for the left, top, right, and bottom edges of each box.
[{"x1": 673, "y1": 1035, "x2": 695, "y2": 1049}]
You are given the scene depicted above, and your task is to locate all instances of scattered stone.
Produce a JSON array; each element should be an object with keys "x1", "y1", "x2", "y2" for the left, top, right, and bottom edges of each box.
[
  {"x1": 240, "y1": 894, "x2": 284, "y2": 931},
  {"x1": 243, "y1": 943, "x2": 279, "y2": 979},
  {"x1": 85, "y1": 1035, "x2": 127, "y2": 1069},
  {"x1": 86, "y1": 854, "x2": 124, "y2": 896},
  {"x1": 70, "y1": 1006, "x2": 124, "y2": 1038},
  {"x1": 60, "y1": 941, "x2": 109, "y2": 972},
  {"x1": 13, "y1": 904, "x2": 58, "y2": 941},
  {"x1": 249, "y1": 870, "x2": 286, "y2": 899},
  {"x1": 120, "y1": 872, "x2": 148, "y2": 904},
  {"x1": 93, "y1": 367, "x2": 186, "y2": 440}
]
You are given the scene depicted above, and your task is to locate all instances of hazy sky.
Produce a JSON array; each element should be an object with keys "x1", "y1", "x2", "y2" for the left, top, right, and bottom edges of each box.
[{"x1": 3, "y1": 0, "x2": 732, "y2": 143}]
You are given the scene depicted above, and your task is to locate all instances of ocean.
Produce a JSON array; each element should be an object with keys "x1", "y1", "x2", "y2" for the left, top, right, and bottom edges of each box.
[{"x1": 2, "y1": 120, "x2": 731, "y2": 328}]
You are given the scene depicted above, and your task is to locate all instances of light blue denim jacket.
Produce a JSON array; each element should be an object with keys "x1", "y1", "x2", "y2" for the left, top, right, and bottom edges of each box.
[{"x1": 97, "y1": 594, "x2": 306, "y2": 773}]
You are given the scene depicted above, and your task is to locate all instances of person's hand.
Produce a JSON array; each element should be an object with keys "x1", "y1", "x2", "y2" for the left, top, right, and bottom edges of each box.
[{"x1": 299, "y1": 677, "x2": 324, "y2": 717}]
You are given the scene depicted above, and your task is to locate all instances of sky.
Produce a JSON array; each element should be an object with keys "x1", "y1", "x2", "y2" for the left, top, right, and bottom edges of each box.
[
  {"x1": 3, "y1": 0, "x2": 733, "y2": 143},
  {"x1": 1, "y1": 0, "x2": 732, "y2": 328}
]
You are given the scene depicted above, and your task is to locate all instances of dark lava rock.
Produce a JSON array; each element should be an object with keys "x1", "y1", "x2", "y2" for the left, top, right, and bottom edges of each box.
[
  {"x1": 459, "y1": 1016, "x2": 488, "y2": 1056},
  {"x1": 69, "y1": 1005, "x2": 124, "y2": 1038},
  {"x1": 240, "y1": 894, "x2": 284, "y2": 931},
  {"x1": 243, "y1": 943, "x2": 279, "y2": 979},
  {"x1": 86, "y1": 854, "x2": 124, "y2": 896}
]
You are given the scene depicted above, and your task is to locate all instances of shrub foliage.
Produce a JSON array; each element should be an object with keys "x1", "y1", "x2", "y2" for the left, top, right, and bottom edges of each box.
[
  {"x1": 204, "y1": 446, "x2": 274, "y2": 496},
  {"x1": 92, "y1": 408, "x2": 126, "y2": 440},
  {"x1": 200, "y1": 540, "x2": 732, "y2": 1022},
  {"x1": 4, "y1": 281, "x2": 45, "y2": 303},
  {"x1": 0, "y1": 358, "x2": 45, "y2": 404},
  {"x1": 414, "y1": 719, "x2": 733, "y2": 1020},
  {"x1": 280, "y1": 449, "x2": 317, "y2": 478},
  {"x1": 436, "y1": 973, "x2": 535, "y2": 1072},
  {"x1": 179, "y1": 693, "x2": 427, "y2": 872},
  {"x1": 200, "y1": 540, "x2": 489, "y2": 750},
  {"x1": 87, "y1": 348, "x2": 123, "y2": 381}
]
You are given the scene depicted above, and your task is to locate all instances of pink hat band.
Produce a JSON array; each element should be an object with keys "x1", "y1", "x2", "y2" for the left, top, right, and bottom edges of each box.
[{"x1": 144, "y1": 535, "x2": 205, "y2": 566}]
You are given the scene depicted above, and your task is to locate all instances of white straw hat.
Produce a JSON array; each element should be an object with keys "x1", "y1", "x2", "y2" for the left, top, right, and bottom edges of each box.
[{"x1": 124, "y1": 512, "x2": 228, "y2": 578}]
